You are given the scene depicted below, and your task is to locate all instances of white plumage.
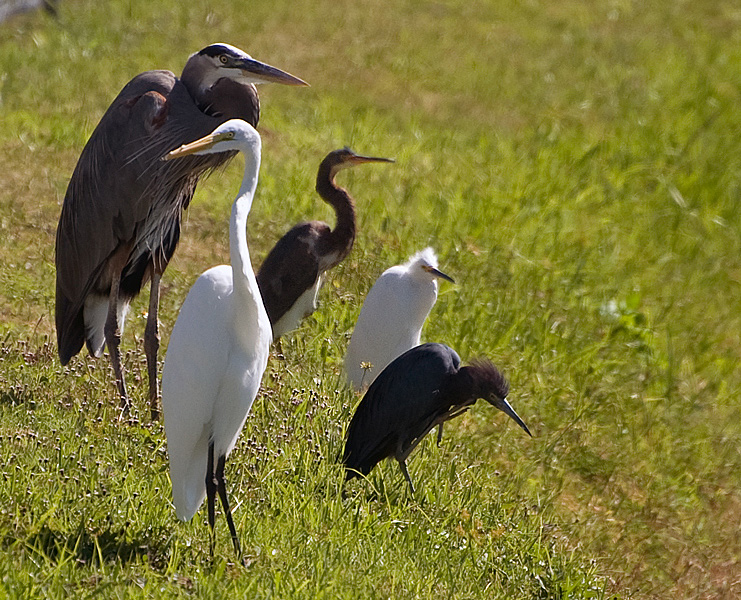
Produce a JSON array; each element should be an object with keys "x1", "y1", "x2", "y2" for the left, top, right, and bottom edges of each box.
[
  {"x1": 161, "y1": 119, "x2": 271, "y2": 558},
  {"x1": 83, "y1": 295, "x2": 127, "y2": 358},
  {"x1": 344, "y1": 247, "x2": 454, "y2": 392}
]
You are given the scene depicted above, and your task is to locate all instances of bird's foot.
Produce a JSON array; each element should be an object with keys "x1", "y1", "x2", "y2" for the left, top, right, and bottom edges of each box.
[
  {"x1": 118, "y1": 394, "x2": 131, "y2": 416},
  {"x1": 274, "y1": 337, "x2": 286, "y2": 361},
  {"x1": 149, "y1": 391, "x2": 161, "y2": 421}
]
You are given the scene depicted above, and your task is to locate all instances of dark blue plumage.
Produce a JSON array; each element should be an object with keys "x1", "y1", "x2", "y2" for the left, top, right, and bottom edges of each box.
[{"x1": 343, "y1": 343, "x2": 531, "y2": 492}]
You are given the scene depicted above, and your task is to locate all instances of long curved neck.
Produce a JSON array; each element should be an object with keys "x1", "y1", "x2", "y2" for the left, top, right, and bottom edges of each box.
[
  {"x1": 181, "y1": 59, "x2": 212, "y2": 109},
  {"x1": 316, "y1": 163, "x2": 356, "y2": 255},
  {"x1": 230, "y1": 152, "x2": 261, "y2": 307},
  {"x1": 181, "y1": 61, "x2": 260, "y2": 125},
  {"x1": 407, "y1": 279, "x2": 437, "y2": 339}
]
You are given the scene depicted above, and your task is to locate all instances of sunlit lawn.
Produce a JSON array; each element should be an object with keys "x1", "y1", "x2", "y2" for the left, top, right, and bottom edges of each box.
[{"x1": 0, "y1": 0, "x2": 739, "y2": 597}]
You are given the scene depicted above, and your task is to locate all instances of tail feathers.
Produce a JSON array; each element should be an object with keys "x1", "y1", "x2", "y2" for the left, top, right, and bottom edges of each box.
[
  {"x1": 343, "y1": 439, "x2": 389, "y2": 481},
  {"x1": 343, "y1": 460, "x2": 372, "y2": 481},
  {"x1": 342, "y1": 442, "x2": 368, "y2": 479},
  {"x1": 169, "y1": 431, "x2": 210, "y2": 521},
  {"x1": 55, "y1": 284, "x2": 85, "y2": 365},
  {"x1": 173, "y1": 484, "x2": 207, "y2": 522}
]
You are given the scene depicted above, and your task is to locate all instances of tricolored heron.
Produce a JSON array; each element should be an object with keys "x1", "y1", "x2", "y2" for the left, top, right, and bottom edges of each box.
[
  {"x1": 256, "y1": 147, "x2": 393, "y2": 340},
  {"x1": 344, "y1": 247, "x2": 454, "y2": 391},
  {"x1": 343, "y1": 343, "x2": 531, "y2": 494},
  {"x1": 160, "y1": 120, "x2": 271, "y2": 562},
  {"x1": 55, "y1": 43, "x2": 307, "y2": 419}
]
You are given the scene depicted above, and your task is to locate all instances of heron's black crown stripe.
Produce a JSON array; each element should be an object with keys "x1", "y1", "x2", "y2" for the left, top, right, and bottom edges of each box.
[{"x1": 199, "y1": 44, "x2": 240, "y2": 58}]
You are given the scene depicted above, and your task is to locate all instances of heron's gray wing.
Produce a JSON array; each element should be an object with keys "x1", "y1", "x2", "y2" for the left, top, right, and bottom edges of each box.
[
  {"x1": 55, "y1": 70, "x2": 181, "y2": 362},
  {"x1": 343, "y1": 343, "x2": 461, "y2": 474},
  {"x1": 256, "y1": 222, "x2": 324, "y2": 326}
]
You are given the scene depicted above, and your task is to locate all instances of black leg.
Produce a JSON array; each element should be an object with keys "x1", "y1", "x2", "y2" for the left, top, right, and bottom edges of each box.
[
  {"x1": 145, "y1": 271, "x2": 161, "y2": 421},
  {"x1": 436, "y1": 423, "x2": 444, "y2": 446},
  {"x1": 206, "y1": 441, "x2": 217, "y2": 560},
  {"x1": 215, "y1": 453, "x2": 244, "y2": 563},
  {"x1": 397, "y1": 459, "x2": 416, "y2": 495},
  {"x1": 104, "y1": 267, "x2": 128, "y2": 412}
]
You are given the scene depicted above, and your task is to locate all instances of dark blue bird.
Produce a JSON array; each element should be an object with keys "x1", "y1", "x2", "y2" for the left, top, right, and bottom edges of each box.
[{"x1": 342, "y1": 342, "x2": 531, "y2": 493}]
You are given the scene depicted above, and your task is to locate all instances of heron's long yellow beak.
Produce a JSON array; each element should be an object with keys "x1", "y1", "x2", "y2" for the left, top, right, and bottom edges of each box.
[{"x1": 163, "y1": 132, "x2": 230, "y2": 161}]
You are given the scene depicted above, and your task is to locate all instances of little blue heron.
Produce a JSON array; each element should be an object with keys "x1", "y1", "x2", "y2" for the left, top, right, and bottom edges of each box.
[{"x1": 343, "y1": 343, "x2": 531, "y2": 493}]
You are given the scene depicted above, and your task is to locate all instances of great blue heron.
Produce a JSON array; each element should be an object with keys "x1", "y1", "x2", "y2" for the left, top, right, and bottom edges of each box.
[
  {"x1": 343, "y1": 343, "x2": 531, "y2": 494},
  {"x1": 160, "y1": 120, "x2": 271, "y2": 562},
  {"x1": 55, "y1": 43, "x2": 307, "y2": 419},
  {"x1": 344, "y1": 247, "x2": 454, "y2": 392},
  {"x1": 256, "y1": 147, "x2": 393, "y2": 340}
]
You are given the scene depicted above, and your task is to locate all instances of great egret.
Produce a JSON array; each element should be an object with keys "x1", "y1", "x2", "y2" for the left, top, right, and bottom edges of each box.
[
  {"x1": 344, "y1": 248, "x2": 454, "y2": 391},
  {"x1": 256, "y1": 148, "x2": 393, "y2": 340},
  {"x1": 160, "y1": 119, "x2": 271, "y2": 562},
  {"x1": 55, "y1": 43, "x2": 307, "y2": 419},
  {"x1": 343, "y1": 343, "x2": 531, "y2": 494}
]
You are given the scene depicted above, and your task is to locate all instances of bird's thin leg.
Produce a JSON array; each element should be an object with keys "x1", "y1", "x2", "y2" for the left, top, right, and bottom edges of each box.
[
  {"x1": 206, "y1": 441, "x2": 217, "y2": 560},
  {"x1": 434, "y1": 406, "x2": 471, "y2": 445},
  {"x1": 275, "y1": 337, "x2": 285, "y2": 360},
  {"x1": 145, "y1": 271, "x2": 162, "y2": 421},
  {"x1": 397, "y1": 459, "x2": 416, "y2": 495},
  {"x1": 446, "y1": 406, "x2": 472, "y2": 420},
  {"x1": 215, "y1": 453, "x2": 244, "y2": 564},
  {"x1": 104, "y1": 260, "x2": 128, "y2": 411},
  {"x1": 406, "y1": 424, "x2": 439, "y2": 457}
]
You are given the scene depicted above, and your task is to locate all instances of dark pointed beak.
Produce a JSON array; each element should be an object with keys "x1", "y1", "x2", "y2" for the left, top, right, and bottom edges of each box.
[
  {"x1": 492, "y1": 397, "x2": 532, "y2": 437},
  {"x1": 237, "y1": 57, "x2": 309, "y2": 86},
  {"x1": 422, "y1": 265, "x2": 455, "y2": 284},
  {"x1": 349, "y1": 154, "x2": 395, "y2": 165}
]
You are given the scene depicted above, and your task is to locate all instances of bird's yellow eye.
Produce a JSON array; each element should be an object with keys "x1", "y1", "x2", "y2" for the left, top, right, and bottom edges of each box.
[{"x1": 219, "y1": 55, "x2": 229, "y2": 65}]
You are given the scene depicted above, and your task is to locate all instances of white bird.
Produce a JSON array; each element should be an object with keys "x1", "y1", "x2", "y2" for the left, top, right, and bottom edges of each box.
[
  {"x1": 344, "y1": 248, "x2": 454, "y2": 392},
  {"x1": 160, "y1": 119, "x2": 271, "y2": 561}
]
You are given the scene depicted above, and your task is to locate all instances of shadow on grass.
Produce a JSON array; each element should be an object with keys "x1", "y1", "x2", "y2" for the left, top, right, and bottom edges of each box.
[
  {"x1": 23, "y1": 523, "x2": 170, "y2": 570},
  {"x1": 0, "y1": 385, "x2": 36, "y2": 407}
]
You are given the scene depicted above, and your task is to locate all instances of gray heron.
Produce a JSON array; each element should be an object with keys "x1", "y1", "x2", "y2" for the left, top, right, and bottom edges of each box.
[{"x1": 55, "y1": 43, "x2": 307, "y2": 419}]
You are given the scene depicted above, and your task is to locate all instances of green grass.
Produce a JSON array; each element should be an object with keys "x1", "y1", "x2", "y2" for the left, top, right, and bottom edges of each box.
[{"x1": 1, "y1": 0, "x2": 740, "y2": 597}]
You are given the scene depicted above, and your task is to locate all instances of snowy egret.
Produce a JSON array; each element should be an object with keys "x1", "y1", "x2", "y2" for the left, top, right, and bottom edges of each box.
[
  {"x1": 256, "y1": 147, "x2": 393, "y2": 340},
  {"x1": 55, "y1": 43, "x2": 306, "y2": 418},
  {"x1": 160, "y1": 119, "x2": 272, "y2": 561},
  {"x1": 344, "y1": 248, "x2": 454, "y2": 391},
  {"x1": 343, "y1": 343, "x2": 531, "y2": 494}
]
